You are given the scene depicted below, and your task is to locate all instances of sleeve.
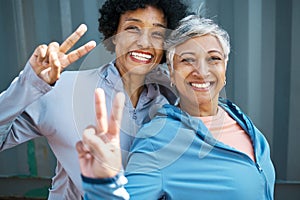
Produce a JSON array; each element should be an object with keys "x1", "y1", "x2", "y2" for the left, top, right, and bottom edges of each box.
[
  {"x1": 82, "y1": 173, "x2": 130, "y2": 200},
  {"x1": 0, "y1": 62, "x2": 52, "y2": 149},
  {"x1": 123, "y1": 137, "x2": 164, "y2": 199}
]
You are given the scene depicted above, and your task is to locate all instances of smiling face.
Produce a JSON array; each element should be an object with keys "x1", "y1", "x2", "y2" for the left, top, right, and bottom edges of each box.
[
  {"x1": 113, "y1": 6, "x2": 166, "y2": 77},
  {"x1": 171, "y1": 34, "x2": 227, "y2": 116}
]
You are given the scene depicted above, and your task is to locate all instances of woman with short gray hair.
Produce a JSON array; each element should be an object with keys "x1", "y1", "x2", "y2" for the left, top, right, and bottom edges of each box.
[{"x1": 77, "y1": 15, "x2": 275, "y2": 200}]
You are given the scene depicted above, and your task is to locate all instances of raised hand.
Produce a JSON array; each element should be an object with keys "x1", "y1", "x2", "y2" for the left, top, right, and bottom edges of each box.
[
  {"x1": 29, "y1": 24, "x2": 96, "y2": 84},
  {"x1": 76, "y1": 88, "x2": 125, "y2": 178}
]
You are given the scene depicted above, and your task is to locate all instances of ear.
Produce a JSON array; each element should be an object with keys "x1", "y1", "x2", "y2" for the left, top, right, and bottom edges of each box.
[
  {"x1": 112, "y1": 35, "x2": 116, "y2": 45},
  {"x1": 167, "y1": 63, "x2": 175, "y2": 79},
  {"x1": 170, "y1": 72, "x2": 175, "y2": 85},
  {"x1": 166, "y1": 62, "x2": 172, "y2": 73}
]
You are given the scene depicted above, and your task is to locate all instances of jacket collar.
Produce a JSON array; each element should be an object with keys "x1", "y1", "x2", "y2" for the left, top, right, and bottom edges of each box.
[{"x1": 97, "y1": 60, "x2": 162, "y2": 106}]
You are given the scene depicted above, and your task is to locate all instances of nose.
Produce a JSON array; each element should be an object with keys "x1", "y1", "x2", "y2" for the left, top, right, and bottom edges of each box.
[
  {"x1": 192, "y1": 60, "x2": 209, "y2": 77},
  {"x1": 136, "y1": 29, "x2": 151, "y2": 48}
]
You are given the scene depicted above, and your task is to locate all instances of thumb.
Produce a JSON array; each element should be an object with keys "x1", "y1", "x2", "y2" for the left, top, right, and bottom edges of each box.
[{"x1": 48, "y1": 51, "x2": 61, "y2": 83}]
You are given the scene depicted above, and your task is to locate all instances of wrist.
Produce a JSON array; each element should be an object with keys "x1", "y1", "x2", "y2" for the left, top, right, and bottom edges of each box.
[{"x1": 81, "y1": 172, "x2": 127, "y2": 185}]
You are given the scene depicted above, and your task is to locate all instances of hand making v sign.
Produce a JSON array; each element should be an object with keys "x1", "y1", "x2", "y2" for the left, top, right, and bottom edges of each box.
[
  {"x1": 29, "y1": 24, "x2": 96, "y2": 84},
  {"x1": 76, "y1": 88, "x2": 125, "y2": 178}
]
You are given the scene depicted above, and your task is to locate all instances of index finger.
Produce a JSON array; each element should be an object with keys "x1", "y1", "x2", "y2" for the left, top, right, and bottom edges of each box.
[
  {"x1": 95, "y1": 88, "x2": 108, "y2": 134},
  {"x1": 59, "y1": 24, "x2": 87, "y2": 53}
]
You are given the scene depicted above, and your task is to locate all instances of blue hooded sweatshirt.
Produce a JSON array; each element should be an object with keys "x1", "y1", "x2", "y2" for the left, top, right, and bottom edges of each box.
[{"x1": 82, "y1": 98, "x2": 275, "y2": 200}]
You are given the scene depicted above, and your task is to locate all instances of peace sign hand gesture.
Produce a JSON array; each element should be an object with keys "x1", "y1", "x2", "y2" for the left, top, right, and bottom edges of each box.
[
  {"x1": 76, "y1": 88, "x2": 125, "y2": 178},
  {"x1": 29, "y1": 24, "x2": 96, "y2": 85}
]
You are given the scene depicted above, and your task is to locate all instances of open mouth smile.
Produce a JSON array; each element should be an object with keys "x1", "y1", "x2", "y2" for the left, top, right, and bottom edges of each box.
[
  {"x1": 129, "y1": 51, "x2": 153, "y2": 63},
  {"x1": 190, "y1": 82, "x2": 211, "y2": 89}
]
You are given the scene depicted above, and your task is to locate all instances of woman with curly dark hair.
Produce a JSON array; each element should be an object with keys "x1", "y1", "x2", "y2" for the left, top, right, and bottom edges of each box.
[
  {"x1": 99, "y1": 0, "x2": 189, "y2": 54},
  {"x1": 0, "y1": 0, "x2": 189, "y2": 199}
]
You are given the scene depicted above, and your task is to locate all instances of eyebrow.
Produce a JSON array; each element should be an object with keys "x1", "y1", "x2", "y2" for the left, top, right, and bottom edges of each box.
[
  {"x1": 125, "y1": 18, "x2": 166, "y2": 28},
  {"x1": 208, "y1": 50, "x2": 223, "y2": 55},
  {"x1": 179, "y1": 50, "x2": 225, "y2": 58},
  {"x1": 208, "y1": 50, "x2": 226, "y2": 58},
  {"x1": 179, "y1": 52, "x2": 195, "y2": 57}
]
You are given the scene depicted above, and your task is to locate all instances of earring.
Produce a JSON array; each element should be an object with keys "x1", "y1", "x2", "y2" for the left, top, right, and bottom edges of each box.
[
  {"x1": 170, "y1": 82, "x2": 175, "y2": 87},
  {"x1": 224, "y1": 80, "x2": 227, "y2": 86}
]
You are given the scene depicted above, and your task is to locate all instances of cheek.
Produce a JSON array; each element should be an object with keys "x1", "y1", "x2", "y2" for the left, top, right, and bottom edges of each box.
[
  {"x1": 173, "y1": 67, "x2": 190, "y2": 79},
  {"x1": 114, "y1": 32, "x2": 135, "y2": 48},
  {"x1": 153, "y1": 43, "x2": 164, "y2": 59},
  {"x1": 154, "y1": 40, "x2": 164, "y2": 50},
  {"x1": 114, "y1": 41, "x2": 128, "y2": 57},
  {"x1": 154, "y1": 48, "x2": 164, "y2": 58},
  {"x1": 172, "y1": 70, "x2": 187, "y2": 88},
  {"x1": 215, "y1": 66, "x2": 226, "y2": 80},
  {"x1": 220, "y1": 69, "x2": 226, "y2": 81}
]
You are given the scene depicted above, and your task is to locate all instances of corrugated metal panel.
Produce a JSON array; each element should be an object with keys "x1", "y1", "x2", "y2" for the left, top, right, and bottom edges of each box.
[{"x1": 0, "y1": 0, "x2": 299, "y2": 199}]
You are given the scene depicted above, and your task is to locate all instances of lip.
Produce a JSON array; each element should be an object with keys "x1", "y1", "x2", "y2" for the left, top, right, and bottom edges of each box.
[{"x1": 129, "y1": 51, "x2": 154, "y2": 64}]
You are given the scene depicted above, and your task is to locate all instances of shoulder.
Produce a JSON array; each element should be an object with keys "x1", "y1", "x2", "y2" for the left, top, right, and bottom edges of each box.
[
  {"x1": 53, "y1": 62, "x2": 114, "y2": 90},
  {"x1": 59, "y1": 68, "x2": 100, "y2": 82},
  {"x1": 219, "y1": 98, "x2": 271, "y2": 147},
  {"x1": 145, "y1": 64, "x2": 178, "y2": 104},
  {"x1": 218, "y1": 97, "x2": 249, "y2": 122},
  {"x1": 140, "y1": 104, "x2": 183, "y2": 133},
  {"x1": 131, "y1": 105, "x2": 185, "y2": 150}
]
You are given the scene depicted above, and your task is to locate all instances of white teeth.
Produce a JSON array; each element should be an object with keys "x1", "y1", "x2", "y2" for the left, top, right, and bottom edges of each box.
[
  {"x1": 130, "y1": 52, "x2": 152, "y2": 61},
  {"x1": 191, "y1": 82, "x2": 210, "y2": 89}
]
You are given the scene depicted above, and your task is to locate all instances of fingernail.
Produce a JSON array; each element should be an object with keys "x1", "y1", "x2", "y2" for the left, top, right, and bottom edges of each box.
[
  {"x1": 78, "y1": 24, "x2": 87, "y2": 32},
  {"x1": 55, "y1": 61, "x2": 60, "y2": 67},
  {"x1": 88, "y1": 40, "x2": 97, "y2": 47},
  {"x1": 86, "y1": 127, "x2": 96, "y2": 135}
]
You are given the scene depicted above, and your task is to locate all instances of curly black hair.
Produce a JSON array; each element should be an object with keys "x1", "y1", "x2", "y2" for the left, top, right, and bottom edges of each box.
[{"x1": 98, "y1": 0, "x2": 189, "y2": 53}]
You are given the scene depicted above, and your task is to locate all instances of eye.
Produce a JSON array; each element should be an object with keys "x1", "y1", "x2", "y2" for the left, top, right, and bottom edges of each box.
[
  {"x1": 207, "y1": 55, "x2": 223, "y2": 64},
  {"x1": 210, "y1": 56, "x2": 221, "y2": 61},
  {"x1": 182, "y1": 57, "x2": 195, "y2": 64},
  {"x1": 152, "y1": 31, "x2": 165, "y2": 40},
  {"x1": 125, "y1": 25, "x2": 140, "y2": 33}
]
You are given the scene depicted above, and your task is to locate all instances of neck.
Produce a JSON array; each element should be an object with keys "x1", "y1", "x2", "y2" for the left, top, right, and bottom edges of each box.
[
  {"x1": 122, "y1": 73, "x2": 145, "y2": 108},
  {"x1": 179, "y1": 98, "x2": 219, "y2": 117}
]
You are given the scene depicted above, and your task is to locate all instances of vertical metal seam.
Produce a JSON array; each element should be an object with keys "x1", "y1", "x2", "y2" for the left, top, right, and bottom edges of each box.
[
  {"x1": 59, "y1": 0, "x2": 73, "y2": 39},
  {"x1": 12, "y1": 0, "x2": 27, "y2": 68},
  {"x1": 27, "y1": 140, "x2": 38, "y2": 176}
]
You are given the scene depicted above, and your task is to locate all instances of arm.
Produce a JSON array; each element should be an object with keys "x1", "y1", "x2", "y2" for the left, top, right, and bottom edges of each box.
[
  {"x1": 0, "y1": 24, "x2": 96, "y2": 146},
  {"x1": 0, "y1": 62, "x2": 51, "y2": 125},
  {"x1": 0, "y1": 61, "x2": 52, "y2": 147},
  {"x1": 0, "y1": 23, "x2": 95, "y2": 122}
]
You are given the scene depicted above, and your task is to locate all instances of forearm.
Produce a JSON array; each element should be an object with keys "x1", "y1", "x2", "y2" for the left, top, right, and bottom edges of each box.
[
  {"x1": 0, "y1": 62, "x2": 52, "y2": 125},
  {"x1": 0, "y1": 62, "x2": 51, "y2": 148}
]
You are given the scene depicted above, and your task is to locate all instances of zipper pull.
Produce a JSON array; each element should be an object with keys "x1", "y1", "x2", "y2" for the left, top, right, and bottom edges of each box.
[{"x1": 256, "y1": 163, "x2": 263, "y2": 173}]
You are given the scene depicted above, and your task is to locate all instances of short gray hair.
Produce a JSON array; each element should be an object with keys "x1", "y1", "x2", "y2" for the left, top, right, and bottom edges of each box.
[{"x1": 165, "y1": 15, "x2": 230, "y2": 71}]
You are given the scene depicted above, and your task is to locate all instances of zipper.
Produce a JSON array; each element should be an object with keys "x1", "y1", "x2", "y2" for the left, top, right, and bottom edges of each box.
[
  {"x1": 215, "y1": 101, "x2": 273, "y2": 199},
  {"x1": 132, "y1": 109, "x2": 137, "y2": 120},
  {"x1": 256, "y1": 163, "x2": 272, "y2": 199}
]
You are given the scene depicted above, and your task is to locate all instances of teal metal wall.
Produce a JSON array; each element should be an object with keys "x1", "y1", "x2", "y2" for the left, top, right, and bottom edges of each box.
[{"x1": 0, "y1": 0, "x2": 299, "y2": 199}]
